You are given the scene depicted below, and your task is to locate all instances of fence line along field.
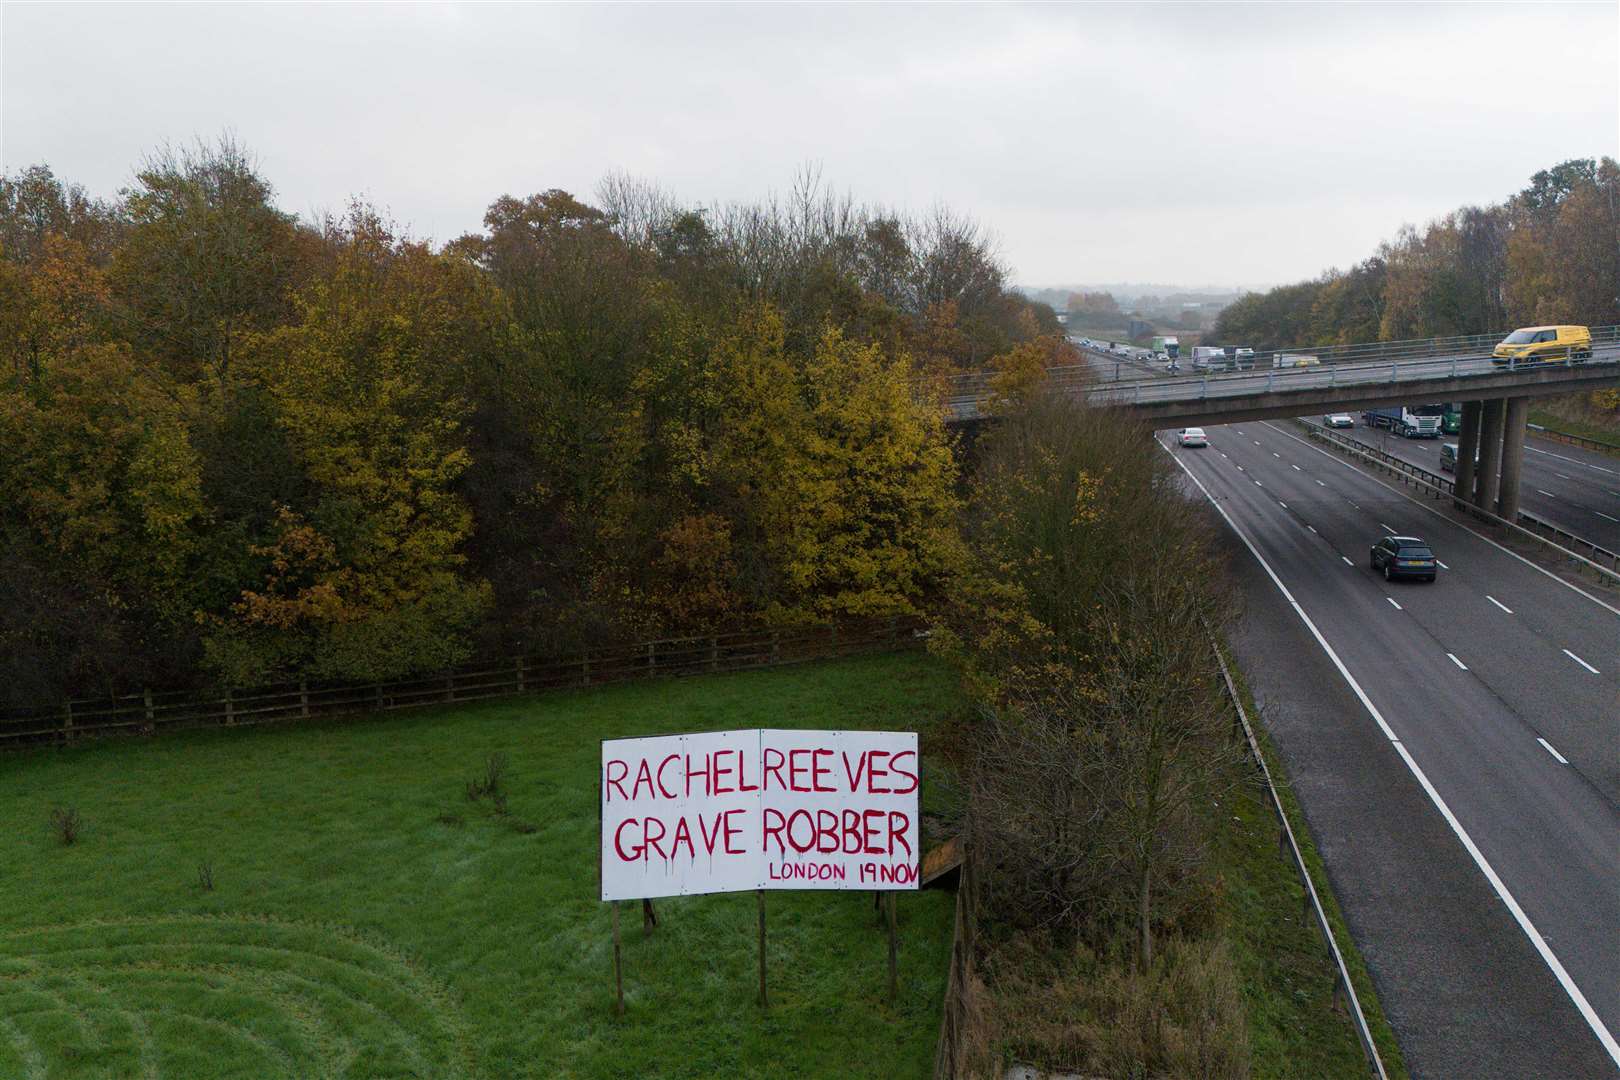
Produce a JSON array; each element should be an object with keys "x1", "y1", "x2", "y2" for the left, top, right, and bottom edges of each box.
[{"x1": 0, "y1": 651, "x2": 960, "y2": 1080}]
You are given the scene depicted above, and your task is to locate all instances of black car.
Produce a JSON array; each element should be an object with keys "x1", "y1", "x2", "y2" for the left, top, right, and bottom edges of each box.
[{"x1": 1370, "y1": 535, "x2": 1437, "y2": 582}]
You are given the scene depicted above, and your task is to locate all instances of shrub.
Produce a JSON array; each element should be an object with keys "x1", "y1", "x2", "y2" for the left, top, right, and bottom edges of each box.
[{"x1": 49, "y1": 806, "x2": 82, "y2": 846}]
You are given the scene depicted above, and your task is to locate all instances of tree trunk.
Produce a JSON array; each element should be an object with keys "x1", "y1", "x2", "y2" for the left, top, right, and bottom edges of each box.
[{"x1": 1139, "y1": 861, "x2": 1153, "y2": 972}]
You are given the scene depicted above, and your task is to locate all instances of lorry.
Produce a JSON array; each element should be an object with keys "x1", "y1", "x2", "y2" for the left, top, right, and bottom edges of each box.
[
  {"x1": 1151, "y1": 335, "x2": 1180, "y2": 360},
  {"x1": 1273, "y1": 353, "x2": 1321, "y2": 368},
  {"x1": 1364, "y1": 406, "x2": 1443, "y2": 438},
  {"x1": 1231, "y1": 347, "x2": 1256, "y2": 370},
  {"x1": 1191, "y1": 346, "x2": 1227, "y2": 371}
]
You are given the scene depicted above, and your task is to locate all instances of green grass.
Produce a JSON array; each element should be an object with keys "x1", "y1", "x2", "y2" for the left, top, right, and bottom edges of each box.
[
  {"x1": 1215, "y1": 647, "x2": 1410, "y2": 1080},
  {"x1": 1528, "y1": 408, "x2": 1620, "y2": 454},
  {"x1": 0, "y1": 652, "x2": 963, "y2": 1079}
]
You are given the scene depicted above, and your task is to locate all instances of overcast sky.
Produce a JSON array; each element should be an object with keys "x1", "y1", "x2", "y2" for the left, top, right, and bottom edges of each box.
[{"x1": 2, "y1": 2, "x2": 1615, "y2": 288}]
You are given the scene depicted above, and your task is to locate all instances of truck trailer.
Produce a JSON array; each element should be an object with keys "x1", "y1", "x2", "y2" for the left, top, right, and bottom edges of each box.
[{"x1": 1151, "y1": 335, "x2": 1180, "y2": 359}]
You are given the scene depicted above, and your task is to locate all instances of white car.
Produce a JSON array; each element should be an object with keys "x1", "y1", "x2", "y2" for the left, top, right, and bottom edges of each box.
[
  {"x1": 1325, "y1": 413, "x2": 1354, "y2": 428},
  {"x1": 1176, "y1": 428, "x2": 1208, "y2": 448}
]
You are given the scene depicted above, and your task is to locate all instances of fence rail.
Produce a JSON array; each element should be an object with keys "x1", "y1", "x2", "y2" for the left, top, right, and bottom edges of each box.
[
  {"x1": 1298, "y1": 423, "x2": 1620, "y2": 579},
  {"x1": 1212, "y1": 642, "x2": 1389, "y2": 1080},
  {"x1": 0, "y1": 619, "x2": 923, "y2": 751},
  {"x1": 1527, "y1": 422, "x2": 1620, "y2": 456}
]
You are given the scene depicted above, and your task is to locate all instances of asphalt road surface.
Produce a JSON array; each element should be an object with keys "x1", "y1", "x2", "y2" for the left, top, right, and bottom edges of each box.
[
  {"x1": 1303, "y1": 415, "x2": 1620, "y2": 555},
  {"x1": 1162, "y1": 419, "x2": 1620, "y2": 1079}
]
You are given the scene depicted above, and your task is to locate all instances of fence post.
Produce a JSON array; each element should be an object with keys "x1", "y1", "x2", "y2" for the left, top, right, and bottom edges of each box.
[
  {"x1": 445, "y1": 671, "x2": 455, "y2": 704},
  {"x1": 299, "y1": 679, "x2": 309, "y2": 719},
  {"x1": 709, "y1": 636, "x2": 719, "y2": 672},
  {"x1": 646, "y1": 641, "x2": 655, "y2": 677},
  {"x1": 516, "y1": 657, "x2": 526, "y2": 693},
  {"x1": 144, "y1": 688, "x2": 155, "y2": 728},
  {"x1": 582, "y1": 651, "x2": 591, "y2": 687},
  {"x1": 224, "y1": 688, "x2": 235, "y2": 727},
  {"x1": 62, "y1": 699, "x2": 73, "y2": 745},
  {"x1": 771, "y1": 628, "x2": 781, "y2": 665}
]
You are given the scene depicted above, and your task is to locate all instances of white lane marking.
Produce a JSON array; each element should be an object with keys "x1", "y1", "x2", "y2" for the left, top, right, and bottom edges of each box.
[
  {"x1": 1273, "y1": 452, "x2": 1281, "y2": 458},
  {"x1": 1436, "y1": 560, "x2": 1449, "y2": 569},
  {"x1": 1340, "y1": 555, "x2": 1353, "y2": 566},
  {"x1": 1264, "y1": 421, "x2": 1620, "y2": 618},
  {"x1": 1316, "y1": 479, "x2": 1326, "y2": 487},
  {"x1": 1307, "y1": 525, "x2": 1318, "y2": 533},
  {"x1": 1486, "y1": 595, "x2": 1513, "y2": 614},
  {"x1": 1386, "y1": 596, "x2": 1402, "y2": 610},
  {"x1": 1379, "y1": 522, "x2": 1396, "y2": 533},
  {"x1": 1447, "y1": 652, "x2": 1467, "y2": 670},
  {"x1": 1528, "y1": 443, "x2": 1618, "y2": 475},
  {"x1": 1537, "y1": 738, "x2": 1569, "y2": 765},
  {"x1": 1159, "y1": 439, "x2": 1620, "y2": 1070},
  {"x1": 1292, "y1": 464, "x2": 1302, "y2": 471},
  {"x1": 1237, "y1": 465, "x2": 1245, "y2": 471},
  {"x1": 1537, "y1": 489, "x2": 1556, "y2": 498},
  {"x1": 1279, "y1": 501, "x2": 1288, "y2": 509},
  {"x1": 1556, "y1": 473, "x2": 1572, "y2": 480},
  {"x1": 1563, "y1": 649, "x2": 1600, "y2": 674},
  {"x1": 1220, "y1": 451, "x2": 1228, "y2": 458},
  {"x1": 1254, "y1": 440, "x2": 1261, "y2": 446},
  {"x1": 1255, "y1": 480, "x2": 1263, "y2": 487},
  {"x1": 1597, "y1": 512, "x2": 1618, "y2": 523}
]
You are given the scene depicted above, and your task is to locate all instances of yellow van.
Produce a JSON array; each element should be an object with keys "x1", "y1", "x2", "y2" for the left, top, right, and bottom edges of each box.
[{"x1": 1492, "y1": 325, "x2": 1593, "y2": 365}]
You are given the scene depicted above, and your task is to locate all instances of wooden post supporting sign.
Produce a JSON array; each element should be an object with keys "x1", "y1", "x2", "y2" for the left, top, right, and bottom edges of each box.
[
  {"x1": 611, "y1": 900, "x2": 624, "y2": 1016},
  {"x1": 886, "y1": 891, "x2": 898, "y2": 1003},
  {"x1": 756, "y1": 889, "x2": 768, "y2": 1008}
]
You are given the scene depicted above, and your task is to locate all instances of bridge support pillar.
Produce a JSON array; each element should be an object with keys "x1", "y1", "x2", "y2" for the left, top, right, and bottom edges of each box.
[
  {"x1": 1496, "y1": 398, "x2": 1528, "y2": 521},
  {"x1": 1475, "y1": 398, "x2": 1506, "y2": 513},
  {"x1": 1454, "y1": 400, "x2": 1482, "y2": 512}
]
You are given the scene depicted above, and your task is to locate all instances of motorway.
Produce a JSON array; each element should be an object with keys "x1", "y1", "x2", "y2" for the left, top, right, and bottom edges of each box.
[
  {"x1": 1162, "y1": 420, "x2": 1620, "y2": 1078},
  {"x1": 1301, "y1": 415, "x2": 1620, "y2": 555}
]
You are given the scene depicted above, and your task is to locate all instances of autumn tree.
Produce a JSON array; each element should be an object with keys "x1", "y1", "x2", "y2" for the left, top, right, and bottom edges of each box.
[
  {"x1": 111, "y1": 136, "x2": 307, "y2": 388},
  {"x1": 204, "y1": 208, "x2": 493, "y2": 683}
]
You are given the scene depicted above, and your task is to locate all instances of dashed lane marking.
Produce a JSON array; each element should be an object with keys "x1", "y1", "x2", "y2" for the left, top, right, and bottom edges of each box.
[
  {"x1": 1537, "y1": 738, "x2": 1569, "y2": 765},
  {"x1": 1486, "y1": 595, "x2": 1513, "y2": 614},
  {"x1": 1563, "y1": 649, "x2": 1600, "y2": 674},
  {"x1": 1447, "y1": 652, "x2": 1467, "y2": 670}
]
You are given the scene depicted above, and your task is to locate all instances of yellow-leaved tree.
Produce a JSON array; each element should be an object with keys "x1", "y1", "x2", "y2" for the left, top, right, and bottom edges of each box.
[{"x1": 203, "y1": 209, "x2": 493, "y2": 683}]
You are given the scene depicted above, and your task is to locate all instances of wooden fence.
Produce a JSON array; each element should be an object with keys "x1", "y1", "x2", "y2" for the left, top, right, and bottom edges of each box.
[{"x1": 0, "y1": 619, "x2": 924, "y2": 751}]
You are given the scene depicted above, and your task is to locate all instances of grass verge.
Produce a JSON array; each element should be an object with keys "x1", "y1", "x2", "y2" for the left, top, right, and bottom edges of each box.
[
  {"x1": 1216, "y1": 642, "x2": 1410, "y2": 1079},
  {"x1": 0, "y1": 651, "x2": 962, "y2": 1079}
]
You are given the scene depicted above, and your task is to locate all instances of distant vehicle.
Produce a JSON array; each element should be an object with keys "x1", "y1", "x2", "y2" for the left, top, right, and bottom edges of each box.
[
  {"x1": 1192, "y1": 346, "x2": 1227, "y2": 371},
  {"x1": 1365, "y1": 407, "x2": 1442, "y2": 438},
  {"x1": 1274, "y1": 353, "x2": 1320, "y2": 368},
  {"x1": 1231, "y1": 347, "x2": 1256, "y2": 370},
  {"x1": 1324, "y1": 413, "x2": 1354, "y2": 428},
  {"x1": 1439, "y1": 443, "x2": 1458, "y2": 472},
  {"x1": 1176, "y1": 427, "x2": 1207, "y2": 447},
  {"x1": 1152, "y1": 335, "x2": 1181, "y2": 359},
  {"x1": 1491, "y1": 325, "x2": 1592, "y2": 365},
  {"x1": 1370, "y1": 535, "x2": 1438, "y2": 582}
]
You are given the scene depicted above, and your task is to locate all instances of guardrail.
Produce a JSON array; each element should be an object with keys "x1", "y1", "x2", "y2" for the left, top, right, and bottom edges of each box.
[
  {"x1": 0, "y1": 619, "x2": 923, "y2": 751},
  {"x1": 1212, "y1": 641, "x2": 1389, "y2": 1080},
  {"x1": 1297, "y1": 423, "x2": 1620, "y2": 580},
  {"x1": 942, "y1": 325, "x2": 1620, "y2": 415},
  {"x1": 1527, "y1": 422, "x2": 1620, "y2": 456}
]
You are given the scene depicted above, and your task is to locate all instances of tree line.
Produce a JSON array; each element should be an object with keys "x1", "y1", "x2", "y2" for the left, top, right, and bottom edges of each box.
[
  {"x1": 0, "y1": 140, "x2": 1071, "y2": 705},
  {"x1": 1214, "y1": 157, "x2": 1620, "y2": 348}
]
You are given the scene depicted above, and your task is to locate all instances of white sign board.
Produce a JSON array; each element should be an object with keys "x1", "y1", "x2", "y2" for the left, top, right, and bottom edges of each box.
[{"x1": 600, "y1": 728, "x2": 919, "y2": 901}]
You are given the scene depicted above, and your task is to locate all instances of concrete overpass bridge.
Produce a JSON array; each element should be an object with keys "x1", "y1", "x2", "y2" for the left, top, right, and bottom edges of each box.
[{"x1": 943, "y1": 326, "x2": 1620, "y2": 523}]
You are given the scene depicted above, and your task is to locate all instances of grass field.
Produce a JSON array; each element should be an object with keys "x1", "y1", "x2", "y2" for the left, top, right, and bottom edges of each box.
[{"x1": 0, "y1": 653, "x2": 963, "y2": 1079}]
